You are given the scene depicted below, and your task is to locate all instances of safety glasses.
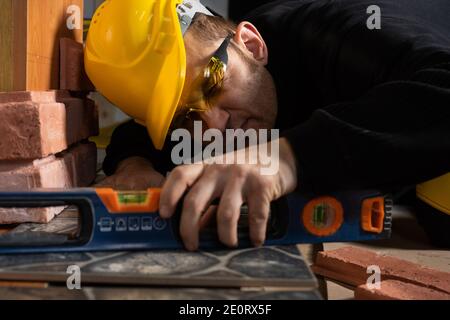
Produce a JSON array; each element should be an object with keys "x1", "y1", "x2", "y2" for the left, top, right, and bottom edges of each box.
[{"x1": 170, "y1": 35, "x2": 233, "y2": 130}]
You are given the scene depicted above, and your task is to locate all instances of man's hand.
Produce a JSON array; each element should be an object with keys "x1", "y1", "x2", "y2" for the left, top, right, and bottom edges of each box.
[
  {"x1": 159, "y1": 138, "x2": 298, "y2": 251},
  {"x1": 96, "y1": 157, "x2": 165, "y2": 190}
]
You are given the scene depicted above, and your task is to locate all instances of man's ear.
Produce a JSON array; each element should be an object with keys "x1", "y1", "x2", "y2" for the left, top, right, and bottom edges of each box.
[{"x1": 234, "y1": 22, "x2": 268, "y2": 65}]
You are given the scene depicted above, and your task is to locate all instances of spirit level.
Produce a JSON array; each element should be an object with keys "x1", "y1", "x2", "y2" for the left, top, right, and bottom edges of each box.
[{"x1": 0, "y1": 188, "x2": 392, "y2": 254}]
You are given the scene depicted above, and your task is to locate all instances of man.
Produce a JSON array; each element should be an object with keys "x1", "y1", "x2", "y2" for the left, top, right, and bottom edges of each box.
[{"x1": 86, "y1": 0, "x2": 450, "y2": 250}]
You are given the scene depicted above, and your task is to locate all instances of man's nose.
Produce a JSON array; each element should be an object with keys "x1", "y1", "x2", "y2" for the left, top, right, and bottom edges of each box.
[{"x1": 199, "y1": 108, "x2": 230, "y2": 132}]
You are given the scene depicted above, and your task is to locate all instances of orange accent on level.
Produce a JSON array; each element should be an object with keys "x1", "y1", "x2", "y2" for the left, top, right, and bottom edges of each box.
[
  {"x1": 95, "y1": 188, "x2": 161, "y2": 214},
  {"x1": 302, "y1": 197, "x2": 344, "y2": 237},
  {"x1": 361, "y1": 197, "x2": 385, "y2": 234}
]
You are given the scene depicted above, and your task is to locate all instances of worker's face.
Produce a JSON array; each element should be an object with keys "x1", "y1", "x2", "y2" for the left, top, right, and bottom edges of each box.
[{"x1": 180, "y1": 22, "x2": 278, "y2": 134}]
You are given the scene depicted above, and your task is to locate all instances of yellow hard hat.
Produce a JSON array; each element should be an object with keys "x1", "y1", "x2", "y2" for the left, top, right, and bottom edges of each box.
[
  {"x1": 85, "y1": 0, "x2": 212, "y2": 150},
  {"x1": 417, "y1": 173, "x2": 450, "y2": 215}
]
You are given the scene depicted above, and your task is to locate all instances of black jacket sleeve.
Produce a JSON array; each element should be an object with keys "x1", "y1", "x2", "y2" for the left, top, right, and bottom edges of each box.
[
  {"x1": 103, "y1": 120, "x2": 175, "y2": 176},
  {"x1": 248, "y1": 0, "x2": 450, "y2": 193},
  {"x1": 284, "y1": 61, "x2": 450, "y2": 193}
]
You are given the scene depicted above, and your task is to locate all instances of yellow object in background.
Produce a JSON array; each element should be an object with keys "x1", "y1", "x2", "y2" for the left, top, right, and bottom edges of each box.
[
  {"x1": 85, "y1": 0, "x2": 186, "y2": 150},
  {"x1": 83, "y1": 19, "x2": 91, "y2": 40},
  {"x1": 90, "y1": 124, "x2": 124, "y2": 150},
  {"x1": 417, "y1": 173, "x2": 450, "y2": 215}
]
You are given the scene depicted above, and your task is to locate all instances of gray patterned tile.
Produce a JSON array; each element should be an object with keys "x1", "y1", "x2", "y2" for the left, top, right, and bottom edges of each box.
[
  {"x1": 83, "y1": 251, "x2": 219, "y2": 276},
  {"x1": 0, "y1": 246, "x2": 317, "y2": 289},
  {"x1": 0, "y1": 253, "x2": 90, "y2": 269},
  {"x1": 227, "y1": 248, "x2": 312, "y2": 280}
]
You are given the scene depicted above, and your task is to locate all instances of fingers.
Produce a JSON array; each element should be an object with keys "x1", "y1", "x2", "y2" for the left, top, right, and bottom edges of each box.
[
  {"x1": 159, "y1": 164, "x2": 204, "y2": 219},
  {"x1": 216, "y1": 177, "x2": 245, "y2": 248},
  {"x1": 199, "y1": 206, "x2": 218, "y2": 231},
  {"x1": 180, "y1": 171, "x2": 222, "y2": 251},
  {"x1": 161, "y1": 163, "x2": 275, "y2": 251},
  {"x1": 247, "y1": 196, "x2": 271, "y2": 247}
]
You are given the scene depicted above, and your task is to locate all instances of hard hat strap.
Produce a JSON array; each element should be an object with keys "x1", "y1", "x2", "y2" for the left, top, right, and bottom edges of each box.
[{"x1": 177, "y1": 0, "x2": 214, "y2": 35}]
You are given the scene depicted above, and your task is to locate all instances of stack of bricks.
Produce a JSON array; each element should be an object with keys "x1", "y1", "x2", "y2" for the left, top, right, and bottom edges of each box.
[
  {"x1": 0, "y1": 91, "x2": 99, "y2": 224},
  {"x1": 312, "y1": 246, "x2": 450, "y2": 300},
  {"x1": 0, "y1": 0, "x2": 99, "y2": 224}
]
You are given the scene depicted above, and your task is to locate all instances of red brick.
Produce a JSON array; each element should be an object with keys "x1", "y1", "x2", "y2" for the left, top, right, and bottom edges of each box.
[
  {"x1": 0, "y1": 207, "x2": 67, "y2": 225},
  {"x1": 60, "y1": 38, "x2": 95, "y2": 92},
  {"x1": 0, "y1": 142, "x2": 97, "y2": 189},
  {"x1": 0, "y1": 90, "x2": 70, "y2": 104},
  {"x1": 0, "y1": 93, "x2": 99, "y2": 160},
  {"x1": 0, "y1": 142, "x2": 97, "y2": 224},
  {"x1": 312, "y1": 246, "x2": 450, "y2": 294},
  {"x1": 355, "y1": 280, "x2": 450, "y2": 300},
  {"x1": 60, "y1": 97, "x2": 99, "y2": 148}
]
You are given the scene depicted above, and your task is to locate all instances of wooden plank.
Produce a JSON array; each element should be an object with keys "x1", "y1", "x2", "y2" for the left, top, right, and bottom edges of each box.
[
  {"x1": 26, "y1": 0, "x2": 60, "y2": 90},
  {"x1": 26, "y1": 55, "x2": 58, "y2": 91},
  {"x1": 12, "y1": 0, "x2": 28, "y2": 91},
  {"x1": 0, "y1": 0, "x2": 14, "y2": 91},
  {"x1": 26, "y1": 0, "x2": 83, "y2": 91},
  {"x1": 0, "y1": 0, "x2": 83, "y2": 92}
]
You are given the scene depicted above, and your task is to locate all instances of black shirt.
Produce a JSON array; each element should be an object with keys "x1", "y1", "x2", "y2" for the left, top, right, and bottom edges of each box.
[{"x1": 103, "y1": 0, "x2": 450, "y2": 194}]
